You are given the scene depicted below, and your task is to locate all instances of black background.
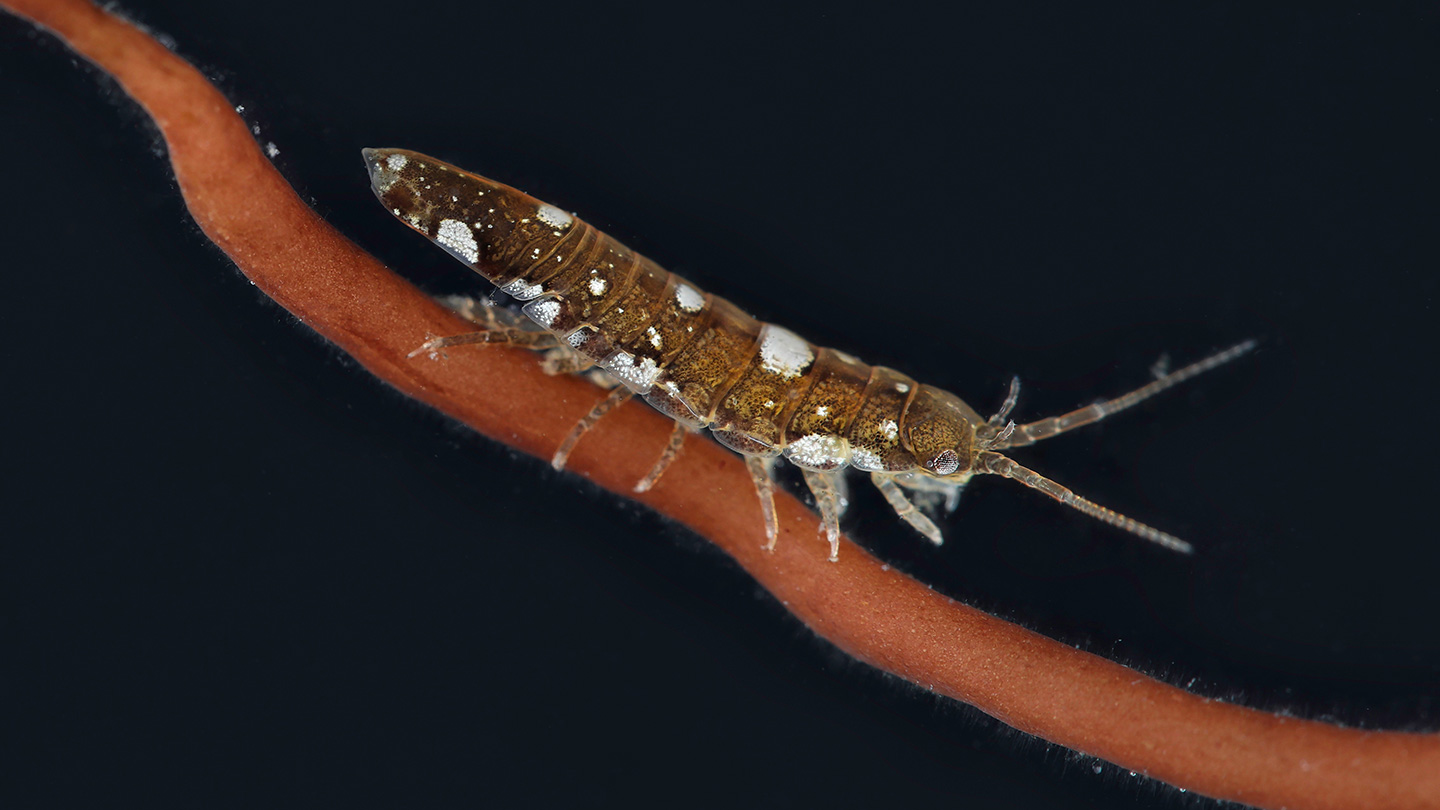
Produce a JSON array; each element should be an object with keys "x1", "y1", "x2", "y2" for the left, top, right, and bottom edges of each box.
[{"x1": 2, "y1": 3, "x2": 1437, "y2": 808}]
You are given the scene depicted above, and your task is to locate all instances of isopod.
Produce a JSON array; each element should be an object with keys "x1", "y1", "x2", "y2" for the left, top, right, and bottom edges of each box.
[{"x1": 364, "y1": 148, "x2": 1252, "y2": 561}]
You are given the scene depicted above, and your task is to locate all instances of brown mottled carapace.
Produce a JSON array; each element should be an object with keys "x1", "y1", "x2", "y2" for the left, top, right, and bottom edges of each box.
[{"x1": 364, "y1": 147, "x2": 1253, "y2": 559}]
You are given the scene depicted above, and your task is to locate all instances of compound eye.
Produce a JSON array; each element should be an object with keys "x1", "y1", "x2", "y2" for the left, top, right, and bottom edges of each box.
[{"x1": 929, "y1": 449, "x2": 961, "y2": 476}]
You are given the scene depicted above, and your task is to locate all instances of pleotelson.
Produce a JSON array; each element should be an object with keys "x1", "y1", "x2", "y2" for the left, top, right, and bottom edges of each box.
[{"x1": 366, "y1": 148, "x2": 928, "y2": 473}]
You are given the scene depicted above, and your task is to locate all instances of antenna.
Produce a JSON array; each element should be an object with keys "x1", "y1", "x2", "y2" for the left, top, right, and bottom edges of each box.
[{"x1": 975, "y1": 450, "x2": 1194, "y2": 554}]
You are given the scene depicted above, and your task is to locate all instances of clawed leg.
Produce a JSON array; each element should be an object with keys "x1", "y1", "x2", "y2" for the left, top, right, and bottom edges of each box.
[
  {"x1": 634, "y1": 422, "x2": 689, "y2": 493},
  {"x1": 745, "y1": 455, "x2": 779, "y2": 551},
  {"x1": 551, "y1": 386, "x2": 633, "y2": 470},
  {"x1": 994, "y1": 340, "x2": 1256, "y2": 449},
  {"x1": 871, "y1": 473, "x2": 945, "y2": 546},
  {"x1": 801, "y1": 468, "x2": 847, "y2": 561}
]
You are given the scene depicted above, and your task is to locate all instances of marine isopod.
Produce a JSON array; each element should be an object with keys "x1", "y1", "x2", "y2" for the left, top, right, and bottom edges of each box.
[{"x1": 364, "y1": 148, "x2": 1252, "y2": 561}]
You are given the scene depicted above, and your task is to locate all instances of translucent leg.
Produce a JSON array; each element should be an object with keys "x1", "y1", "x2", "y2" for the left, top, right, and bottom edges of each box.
[
  {"x1": 801, "y1": 468, "x2": 847, "y2": 561},
  {"x1": 745, "y1": 455, "x2": 779, "y2": 551},
  {"x1": 409, "y1": 327, "x2": 560, "y2": 359},
  {"x1": 871, "y1": 473, "x2": 945, "y2": 546},
  {"x1": 997, "y1": 340, "x2": 1256, "y2": 449},
  {"x1": 540, "y1": 347, "x2": 596, "y2": 376},
  {"x1": 891, "y1": 470, "x2": 971, "y2": 514},
  {"x1": 440, "y1": 295, "x2": 510, "y2": 327},
  {"x1": 634, "y1": 422, "x2": 688, "y2": 493},
  {"x1": 550, "y1": 386, "x2": 633, "y2": 471},
  {"x1": 410, "y1": 295, "x2": 561, "y2": 359}
]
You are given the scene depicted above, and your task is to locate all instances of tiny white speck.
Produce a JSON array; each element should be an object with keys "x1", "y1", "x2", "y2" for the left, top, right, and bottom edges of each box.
[
  {"x1": 881, "y1": 419, "x2": 899, "y2": 441},
  {"x1": 759, "y1": 325, "x2": 814, "y2": 379},
  {"x1": 264, "y1": 142, "x2": 279, "y2": 158},
  {"x1": 647, "y1": 326, "x2": 663, "y2": 349},
  {"x1": 451, "y1": 195, "x2": 458, "y2": 202},
  {"x1": 535, "y1": 204, "x2": 573, "y2": 229},
  {"x1": 895, "y1": 383, "x2": 910, "y2": 393},
  {"x1": 764, "y1": 400, "x2": 775, "y2": 408},
  {"x1": 386, "y1": 153, "x2": 408, "y2": 171},
  {"x1": 435, "y1": 219, "x2": 478, "y2": 264},
  {"x1": 251, "y1": 124, "x2": 260, "y2": 135},
  {"x1": 674, "y1": 283, "x2": 704, "y2": 312},
  {"x1": 815, "y1": 406, "x2": 829, "y2": 417},
  {"x1": 588, "y1": 277, "x2": 608, "y2": 296}
]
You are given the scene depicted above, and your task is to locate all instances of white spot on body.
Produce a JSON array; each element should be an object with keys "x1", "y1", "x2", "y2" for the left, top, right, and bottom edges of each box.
[
  {"x1": 603, "y1": 351, "x2": 661, "y2": 393},
  {"x1": 759, "y1": 325, "x2": 814, "y2": 379},
  {"x1": 386, "y1": 153, "x2": 408, "y2": 171},
  {"x1": 535, "y1": 204, "x2": 573, "y2": 229},
  {"x1": 674, "y1": 283, "x2": 704, "y2": 313},
  {"x1": 849, "y1": 446, "x2": 884, "y2": 471},
  {"x1": 523, "y1": 299, "x2": 560, "y2": 329},
  {"x1": 815, "y1": 405, "x2": 829, "y2": 417},
  {"x1": 588, "y1": 277, "x2": 608, "y2": 296},
  {"x1": 435, "y1": 219, "x2": 478, "y2": 264},
  {"x1": 784, "y1": 434, "x2": 852, "y2": 470},
  {"x1": 500, "y1": 278, "x2": 545, "y2": 300},
  {"x1": 895, "y1": 383, "x2": 910, "y2": 393},
  {"x1": 880, "y1": 419, "x2": 899, "y2": 441},
  {"x1": 646, "y1": 326, "x2": 663, "y2": 349}
]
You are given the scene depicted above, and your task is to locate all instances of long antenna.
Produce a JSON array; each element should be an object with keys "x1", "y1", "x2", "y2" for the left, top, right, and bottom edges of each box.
[{"x1": 975, "y1": 450, "x2": 1193, "y2": 554}]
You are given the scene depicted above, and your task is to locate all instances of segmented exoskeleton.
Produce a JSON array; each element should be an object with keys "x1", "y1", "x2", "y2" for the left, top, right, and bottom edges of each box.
[{"x1": 364, "y1": 148, "x2": 1252, "y2": 561}]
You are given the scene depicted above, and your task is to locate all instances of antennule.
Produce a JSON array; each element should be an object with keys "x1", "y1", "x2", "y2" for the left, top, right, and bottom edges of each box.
[{"x1": 975, "y1": 450, "x2": 1194, "y2": 554}]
